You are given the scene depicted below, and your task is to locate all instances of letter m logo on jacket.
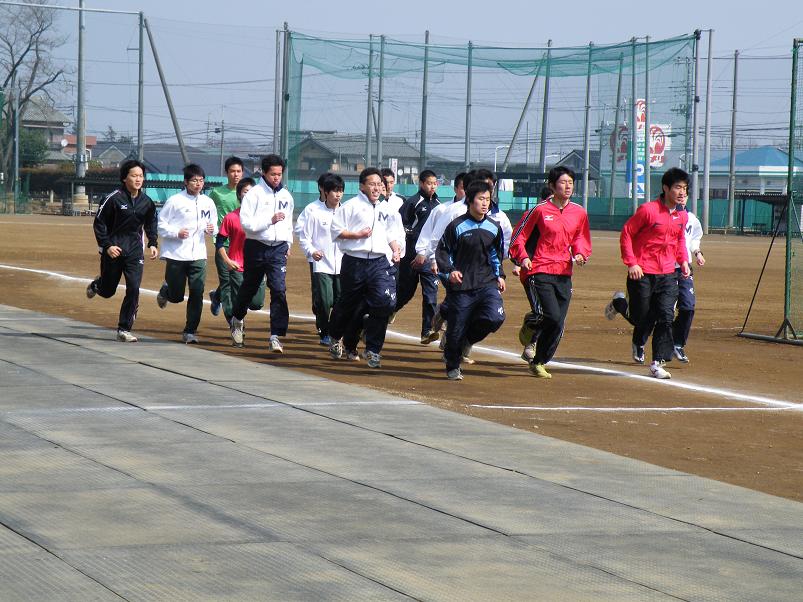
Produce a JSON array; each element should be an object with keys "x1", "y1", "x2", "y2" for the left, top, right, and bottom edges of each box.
[
  {"x1": 201, "y1": 210, "x2": 211, "y2": 220},
  {"x1": 377, "y1": 212, "x2": 388, "y2": 222},
  {"x1": 279, "y1": 201, "x2": 289, "y2": 210}
]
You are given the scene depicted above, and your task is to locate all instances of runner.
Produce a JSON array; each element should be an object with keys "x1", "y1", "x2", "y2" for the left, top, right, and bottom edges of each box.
[{"x1": 208, "y1": 156, "x2": 244, "y2": 317}]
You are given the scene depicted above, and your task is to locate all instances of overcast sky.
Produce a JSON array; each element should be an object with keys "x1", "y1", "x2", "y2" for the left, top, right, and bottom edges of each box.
[{"x1": 41, "y1": 0, "x2": 803, "y2": 163}]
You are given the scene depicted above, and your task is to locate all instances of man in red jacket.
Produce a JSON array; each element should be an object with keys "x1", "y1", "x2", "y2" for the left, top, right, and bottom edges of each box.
[
  {"x1": 605, "y1": 167, "x2": 691, "y2": 379},
  {"x1": 509, "y1": 166, "x2": 591, "y2": 379}
]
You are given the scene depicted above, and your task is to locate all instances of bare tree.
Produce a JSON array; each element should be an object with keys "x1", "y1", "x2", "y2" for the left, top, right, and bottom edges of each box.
[{"x1": 1, "y1": 0, "x2": 68, "y2": 190}]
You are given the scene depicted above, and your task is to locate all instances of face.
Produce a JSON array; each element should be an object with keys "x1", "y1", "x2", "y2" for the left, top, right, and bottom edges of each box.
[
  {"x1": 470, "y1": 190, "x2": 491, "y2": 218},
  {"x1": 122, "y1": 166, "x2": 144, "y2": 195},
  {"x1": 325, "y1": 189, "x2": 343, "y2": 207},
  {"x1": 663, "y1": 181, "x2": 689, "y2": 208},
  {"x1": 421, "y1": 176, "x2": 438, "y2": 197},
  {"x1": 185, "y1": 174, "x2": 205, "y2": 196},
  {"x1": 550, "y1": 174, "x2": 574, "y2": 201},
  {"x1": 263, "y1": 165, "x2": 283, "y2": 189},
  {"x1": 360, "y1": 174, "x2": 383, "y2": 203},
  {"x1": 237, "y1": 184, "x2": 252, "y2": 202},
  {"x1": 226, "y1": 163, "x2": 243, "y2": 188},
  {"x1": 385, "y1": 175, "x2": 395, "y2": 193},
  {"x1": 454, "y1": 180, "x2": 465, "y2": 199}
]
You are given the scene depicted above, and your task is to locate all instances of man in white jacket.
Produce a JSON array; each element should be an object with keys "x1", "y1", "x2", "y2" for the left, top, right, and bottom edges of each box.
[
  {"x1": 327, "y1": 167, "x2": 403, "y2": 368},
  {"x1": 229, "y1": 154, "x2": 294, "y2": 353},
  {"x1": 156, "y1": 164, "x2": 218, "y2": 344}
]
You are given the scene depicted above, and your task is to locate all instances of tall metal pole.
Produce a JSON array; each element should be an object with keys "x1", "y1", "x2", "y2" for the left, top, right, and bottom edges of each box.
[
  {"x1": 538, "y1": 39, "x2": 552, "y2": 173},
  {"x1": 727, "y1": 49, "x2": 739, "y2": 229},
  {"x1": 690, "y1": 29, "x2": 701, "y2": 215},
  {"x1": 364, "y1": 34, "x2": 374, "y2": 168},
  {"x1": 582, "y1": 42, "x2": 593, "y2": 209},
  {"x1": 76, "y1": 0, "x2": 87, "y2": 196},
  {"x1": 464, "y1": 41, "x2": 473, "y2": 170},
  {"x1": 630, "y1": 37, "x2": 638, "y2": 213},
  {"x1": 702, "y1": 29, "x2": 714, "y2": 233},
  {"x1": 376, "y1": 35, "x2": 385, "y2": 167},
  {"x1": 644, "y1": 36, "x2": 651, "y2": 202},
  {"x1": 12, "y1": 90, "x2": 19, "y2": 205},
  {"x1": 782, "y1": 39, "x2": 801, "y2": 338},
  {"x1": 502, "y1": 61, "x2": 542, "y2": 172},
  {"x1": 609, "y1": 54, "x2": 624, "y2": 215},
  {"x1": 273, "y1": 29, "x2": 282, "y2": 153},
  {"x1": 144, "y1": 17, "x2": 189, "y2": 165},
  {"x1": 137, "y1": 12, "x2": 144, "y2": 161},
  {"x1": 419, "y1": 30, "x2": 430, "y2": 171},
  {"x1": 218, "y1": 112, "x2": 225, "y2": 177},
  {"x1": 684, "y1": 57, "x2": 692, "y2": 170},
  {"x1": 279, "y1": 22, "x2": 290, "y2": 161}
]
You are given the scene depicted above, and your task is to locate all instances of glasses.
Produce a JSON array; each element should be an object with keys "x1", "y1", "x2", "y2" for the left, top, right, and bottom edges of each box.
[{"x1": 187, "y1": 178, "x2": 205, "y2": 184}]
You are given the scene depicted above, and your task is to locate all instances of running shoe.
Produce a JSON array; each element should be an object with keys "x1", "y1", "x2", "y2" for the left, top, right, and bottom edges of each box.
[
  {"x1": 209, "y1": 289, "x2": 221, "y2": 316},
  {"x1": 182, "y1": 332, "x2": 199, "y2": 344},
  {"x1": 521, "y1": 343, "x2": 536, "y2": 362},
  {"x1": 673, "y1": 346, "x2": 689, "y2": 363},
  {"x1": 86, "y1": 278, "x2": 98, "y2": 299},
  {"x1": 446, "y1": 368, "x2": 463, "y2": 380},
  {"x1": 529, "y1": 362, "x2": 552, "y2": 379},
  {"x1": 649, "y1": 360, "x2": 671, "y2": 379},
  {"x1": 116, "y1": 329, "x2": 137, "y2": 343},
  {"x1": 329, "y1": 340, "x2": 344, "y2": 360},
  {"x1": 269, "y1": 335, "x2": 283, "y2": 354},
  {"x1": 604, "y1": 291, "x2": 626, "y2": 320},
  {"x1": 632, "y1": 343, "x2": 645, "y2": 364},
  {"x1": 230, "y1": 318, "x2": 244, "y2": 347},
  {"x1": 365, "y1": 350, "x2": 381, "y2": 368}
]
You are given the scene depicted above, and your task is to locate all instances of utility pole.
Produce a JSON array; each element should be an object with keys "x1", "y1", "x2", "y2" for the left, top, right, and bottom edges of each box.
[
  {"x1": 464, "y1": 41, "x2": 473, "y2": 170},
  {"x1": 74, "y1": 0, "x2": 88, "y2": 212},
  {"x1": 13, "y1": 90, "x2": 20, "y2": 208},
  {"x1": 702, "y1": 29, "x2": 714, "y2": 233},
  {"x1": 218, "y1": 107, "x2": 225, "y2": 177},
  {"x1": 538, "y1": 39, "x2": 552, "y2": 173},
  {"x1": 137, "y1": 11, "x2": 144, "y2": 161},
  {"x1": 727, "y1": 49, "x2": 739, "y2": 229}
]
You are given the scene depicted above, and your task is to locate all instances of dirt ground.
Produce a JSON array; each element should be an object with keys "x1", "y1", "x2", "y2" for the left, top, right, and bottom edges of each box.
[{"x1": 0, "y1": 215, "x2": 801, "y2": 501}]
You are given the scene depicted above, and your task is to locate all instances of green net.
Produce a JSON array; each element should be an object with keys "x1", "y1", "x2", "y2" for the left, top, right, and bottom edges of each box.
[{"x1": 284, "y1": 32, "x2": 695, "y2": 218}]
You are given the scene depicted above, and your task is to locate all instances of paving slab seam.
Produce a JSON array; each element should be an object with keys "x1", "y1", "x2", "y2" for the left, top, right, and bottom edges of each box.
[{"x1": 0, "y1": 517, "x2": 130, "y2": 601}]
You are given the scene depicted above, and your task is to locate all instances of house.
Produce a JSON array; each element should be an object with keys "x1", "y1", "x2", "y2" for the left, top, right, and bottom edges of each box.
[
  {"x1": 708, "y1": 146, "x2": 803, "y2": 197},
  {"x1": 554, "y1": 149, "x2": 600, "y2": 195}
]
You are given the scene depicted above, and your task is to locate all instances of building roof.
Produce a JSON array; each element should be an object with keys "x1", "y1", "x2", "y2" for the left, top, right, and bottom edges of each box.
[
  {"x1": 92, "y1": 141, "x2": 231, "y2": 177},
  {"x1": 293, "y1": 133, "x2": 422, "y2": 161},
  {"x1": 710, "y1": 146, "x2": 803, "y2": 171},
  {"x1": 20, "y1": 97, "x2": 70, "y2": 126}
]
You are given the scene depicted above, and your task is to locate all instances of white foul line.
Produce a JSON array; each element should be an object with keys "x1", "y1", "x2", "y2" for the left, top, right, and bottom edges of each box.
[
  {"x1": 468, "y1": 405, "x2": 800, "y2": 413},
  {"x1": 1, "y1": 263, "x2": 800, "y2": 410}
]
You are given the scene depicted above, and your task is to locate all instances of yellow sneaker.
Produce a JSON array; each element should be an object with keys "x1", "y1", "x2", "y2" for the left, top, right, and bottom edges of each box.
[{"x1": 529, "y1": 363, "x2": 552, "y2": 379}]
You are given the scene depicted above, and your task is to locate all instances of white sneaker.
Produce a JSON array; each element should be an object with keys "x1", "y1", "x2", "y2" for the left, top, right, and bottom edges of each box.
[
  {"x1": 230, "y1": 318, "x2": 244, "y2": 347},
  {"x1": 673, "y1": 346, "x2": 689, "y2": 363},
  {"x1": 521, "y1": 343, "x2": 536, "y2": 362},
  {"x1": 116, "y1": 330, "x2": 137, "y2": 342},
  {"x1": 182, "y1": 332, "x2": 199, "y2": 344},
  {"x1": 604, "y1": 291, "x2": 625, "y2": 320},
  {"x1": 346, "y1": 350, "x2": 360, "y2": 361},
  {"x1": 461, "y1": 341, "x2": 475, "y2": 365},
  {"x1": 329, "y1": 340, "x2": 344, "y2": 359},
  {"x1": 365, "y1": 350, "x2": 381, "y2": 368},
  {"x1": 269, "y1": 336, "x2": 283, "y2": 354},
  {"x1": 649, "y1": 361, "x2": 671, "y2": 379}
]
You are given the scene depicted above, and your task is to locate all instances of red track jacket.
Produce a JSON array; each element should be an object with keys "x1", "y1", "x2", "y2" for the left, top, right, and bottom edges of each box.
[
  {"x1": 509, "y1": 199, "x2": 592, "y2": 282},
  {"x1": 620, "y1": 198, "x2": 688, "y2": 274}
]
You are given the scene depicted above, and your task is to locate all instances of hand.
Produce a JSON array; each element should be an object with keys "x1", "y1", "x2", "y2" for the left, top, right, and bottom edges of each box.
[
  {"x1": 695, "y1": 252, "x2": 705, "y2": 267},
  {"x1": 448, "y1": 270, "x2": 463, "y2": 285},
  {"x1": 225, "y1": 259, "x2": 240, "y2": 271},
  {"x1": 205, "y1": 222, "x2": 214, "y2": 235},
  {"x1": 574, "y1": 254, "x2": 586, "y2": 266},
  {"x1": 391, "y1": 248, "x2": 401, "y2": 264},
  {"x1": 312, "y1": 250, "x2": 324, "y2": 261},
  {"x1": 356, "y1": 227, "x2": 372, "y2": 239},
  {"x1": 521, "y1": 258, "x2": 532, "y2": 271},
  {"x1": 106, "y1": 245, "x2": 122, "y2": 258},
  {"x1": 285, "y1": 246, "x2": 291, "y2": 259},
  {"x1": 628, "y1": 264, "x2": 644, "y2": 280},
  {"x1": 511, "y1": 265, "x2": 521, "y2": 277},
  {"x1": 429, "y1": 261, "x2": 437, "y2": 274},
  {"x1": 411, "y1": 254, "x2": 427, "y2": 268},
  {"x1": 680, "y1": 261, "x2": 691, "y2": 278},
  {"x1": 148, "y1": 246, "x2": 158, "y2": 260},
  {"x1": 271, "y1": 212, "x2": 286, "y2": 224},
  {"x1": 178, "y1": 228, "x2": 190, "y2": 239},
  {"x1": 498, "y1": 277, "x2": 506, "y2": 293}
]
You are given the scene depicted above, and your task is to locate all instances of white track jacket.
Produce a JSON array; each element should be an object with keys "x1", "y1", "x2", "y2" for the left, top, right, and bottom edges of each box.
[
  {"x1": 297, "y1": 201, "x2": 343, "y2": 275},
  {"x1": 331, "y1": 192, "x2": 404, "y2": 265},
  {"x1": 239, "y1": 178, "x2": 295, "y2": 245},
  {"x1": 158, "y1": 190, "x2": 218, "y2": 261}
]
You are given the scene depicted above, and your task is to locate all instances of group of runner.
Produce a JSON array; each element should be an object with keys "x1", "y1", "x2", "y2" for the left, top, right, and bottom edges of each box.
[{"x1": 87, "y1": 154, "x2": 703, "y2": 380}]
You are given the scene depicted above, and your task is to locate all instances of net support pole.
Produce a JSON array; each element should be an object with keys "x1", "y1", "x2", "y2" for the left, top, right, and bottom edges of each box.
[
  {"x1": 364, "y1": 34, "x2": 374, "y2": 168},
  {"x1": 582, "y1": 42, "x2": 593, "y2": 209},
  {"x1": 377, "y1": 35, "x2": 385, "y2": 167},
  {"x1": 464, "y1": 41, "x2": 473, "y2": 170},
  {"x1": 419, "y1": 30, "x2": 429, "y2": 172},
  {"x1": 273, "y1": 29, "x2": 282, "y2": 153},
  {"x1": 690, "y1": 29, "x2": 701, "y2": 215},
  {"x1": 12, "y1": 89, "x2": 19, "y2": 205},
  {"x1": 644, "y1": 36, "x2": 651, "y2": 203},
  {"x1": 702, "y1": 29, "x2": 714, "y2": 233},
  {"x1": 137, "y1": 11, "x2": 144, "y2": 162},
  {"x1": 76, "y1": 0, "x2": 87, "y2": 195},
  {"x1": 501, "y1": 61, "x2": 542, "y2": 173},
  {"x1": 538, "y1": 39, "x2": 552, "y2": 173},
  {"x1": 630, "y1": 37, "x2": 638, "y2": 213},
  {"x1": 144, "y1": 17, "x2": 188, "y2": 165},
  {"x1": 279, "y1": 23, "x2": 290, "y2": 161},
  {"x1": 727, "y1": 49, "x2": 739, "y2": 229},
  {"x1": 609, "y1": 54, "x2": 624, "y2": 216}
]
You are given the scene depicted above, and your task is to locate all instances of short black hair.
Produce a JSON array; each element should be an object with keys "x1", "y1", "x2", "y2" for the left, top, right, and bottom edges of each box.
[
  {"x1": 461, "y1": 170, "x2": 478, "y2": 193},
  {"x1": 547, "y1": 165, "x2": 575, "y2": 185},
  {"x1": 454, "y1": 172, "x2": 467, "y2": 188},
  {"x1": 119, "y1": 159, "x2": 145, "y2": 183},
  {"x1": 224, "y1": 156, "x2": 244, "y2": 172},
  {"x1": 359, "y1": 167, "x2": 382, "y2": 184},
  {"x1": 236, "y1": 177, "x2": 256, "y2": 201},
  {"x1": 539, "y1": 185, "x2": 552, "y2": 200},
  {"x1": 380, "y1": 168, "x2": 396, "y2": 179},
  {"x1": 317, "y1": 172, "x2": 331, "y2": 188},
  {"x1": 474, "y1": 168, "x2": 496, "y2": 184},
  {"x1": 183, "y1": 163, "x2": 205, "y2": 181},
  {"x1": 261, "y1": 154, "x2": 285, "y2": 172},
  {"x1": 321, "y1": 173, "x2": 345, "y2": 194},
  {"x1": 465, "y1": 180, "x2": 493, "y2": 204},
  {"x1": 419, "y1": 169, "x2": 437, "y2": 182},
  {"x1": 661, "y1": 167, "x2": 689, "y2": 192}
]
